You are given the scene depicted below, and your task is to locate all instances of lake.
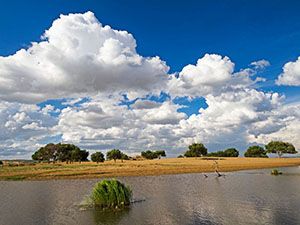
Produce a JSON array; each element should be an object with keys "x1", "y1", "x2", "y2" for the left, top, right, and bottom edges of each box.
[{"x1": 1, "y1": 166, "x2": 300, "y2": 225}]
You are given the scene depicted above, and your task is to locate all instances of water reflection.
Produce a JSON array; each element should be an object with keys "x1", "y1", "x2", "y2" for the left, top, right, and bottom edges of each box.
[
  {"x1": 0, "y1": 167, "x2": 300, "y2": 225},
  {"x1": 92, "y1": 208, "x2": 130, "y2": 225}
]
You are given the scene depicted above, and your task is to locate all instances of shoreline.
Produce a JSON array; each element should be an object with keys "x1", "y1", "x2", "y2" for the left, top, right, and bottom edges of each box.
[{"x1": 1, "y1": 157, "x2": 300, "y2": 181}]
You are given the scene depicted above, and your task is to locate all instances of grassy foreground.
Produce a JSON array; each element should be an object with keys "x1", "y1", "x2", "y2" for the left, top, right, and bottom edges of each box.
[{"x1": 1, "y1": 157, "x2": 300, "y2": 181}]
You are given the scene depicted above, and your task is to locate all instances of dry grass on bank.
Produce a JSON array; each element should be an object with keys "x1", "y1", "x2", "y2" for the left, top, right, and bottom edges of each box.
[{"x1": 0, "y1": 157, "x2": 300, "y2": 181}]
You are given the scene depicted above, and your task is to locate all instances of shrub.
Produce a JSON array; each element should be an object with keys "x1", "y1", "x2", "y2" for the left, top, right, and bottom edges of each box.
[
  {"x1": 271, "y1": 169, "x2": 282, "y2": 175},
  {"x1": 89, "y1": 179, "x2": 132, "y2": 209},
  {"x1": 91, "y1": 152, "x2": 105, "y2": 163}
]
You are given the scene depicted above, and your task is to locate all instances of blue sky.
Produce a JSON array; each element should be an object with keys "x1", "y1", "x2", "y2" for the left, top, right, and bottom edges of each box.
[
  {"x1": 1, "y1": 0, "x2": 300, "y2": 158},
  {"x1": 0, "y1": 2, "x2": 299, "y2": 67}
]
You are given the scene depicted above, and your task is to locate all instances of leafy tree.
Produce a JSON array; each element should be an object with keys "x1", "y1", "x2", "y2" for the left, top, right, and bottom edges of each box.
[
  {"x1": 184, "y1": 143, "x2": 208, "y2": 157},
  {"x1": 32, "y1": 143, "x2": 89, "y2": 163},
  {"x1": 0, "y1": 160, "x2": 3, "y2": 165},
  {"x1": 156, "y1": 150, "x2": 166, "y2": 159},
  {"x1": 224, "y1": 148, "x2": 239, "y2": 157},
  {"x1": 91, "y1": 152, "x2": 105, "y2": 163},
  {"x1": 56, "y1": 143, "x2": 76, "y2": 162},
  {"x1": 244, "y1": 146, "x2": 268, "y2": 158},
  {"x1": 265, "y1": 141, "x2": 297, "y2": 157},
  {"x1": 121, "y1": 153, "x2": 130, "y2": 162},
  {"x1": 106, "y1": 149, "x2": 122, "y2": 162},
  {"x1": 79, "y1": 150, "x2": 89, "y2": 161},
  {"x1": 141, "y1": 150, "x2": 156, "y2": 159},
  {"x1": 32, "y1": 143, "x2": 58, "y2": 162},
  {"x1": 70, "y1": 148, "x2": 89, "y2": 162}
]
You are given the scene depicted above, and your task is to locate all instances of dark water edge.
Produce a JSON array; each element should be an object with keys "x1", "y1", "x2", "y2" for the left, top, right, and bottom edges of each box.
[{"x1": 0, "y1": 166, "x2": 300, "y2": 225}]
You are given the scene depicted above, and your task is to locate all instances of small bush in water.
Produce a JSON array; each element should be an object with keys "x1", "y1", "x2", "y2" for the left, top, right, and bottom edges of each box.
[
  {"x1": 89, "y1": 179, "x2": 132, "y2": 209},
  {"x1": 271, "y1": 169, "x2": 282, "y2": 175}
]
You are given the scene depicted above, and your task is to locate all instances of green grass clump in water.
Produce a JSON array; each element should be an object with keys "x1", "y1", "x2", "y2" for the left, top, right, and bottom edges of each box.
[
  {"x1": 271, "y1": 169, "x2": 282, "y2": 175},
  {"x1": 89, "y1": 179, "x2": 132, "y2": 209}
]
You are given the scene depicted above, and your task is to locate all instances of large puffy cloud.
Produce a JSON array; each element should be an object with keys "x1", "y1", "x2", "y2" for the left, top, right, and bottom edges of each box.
[
  {"x1": 168, "y1": 54, "x2": 262, "y2": 97},
  {"x1": 0, "y1": 11, "x2": 169, "y2": 103},
  {"x1": 276, "y1": 57, "x2": 300, "y2": 86}
]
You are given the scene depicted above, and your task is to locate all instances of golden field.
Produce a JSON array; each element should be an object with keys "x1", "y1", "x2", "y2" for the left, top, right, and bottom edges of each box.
[{"x1": 1, "y1": 157, "x2": 300, "y2": 181}]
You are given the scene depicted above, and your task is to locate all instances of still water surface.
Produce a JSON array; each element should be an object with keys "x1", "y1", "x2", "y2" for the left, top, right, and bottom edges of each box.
[{"x1": 1, "y1": 167, "x2": 300, "y2": 225}]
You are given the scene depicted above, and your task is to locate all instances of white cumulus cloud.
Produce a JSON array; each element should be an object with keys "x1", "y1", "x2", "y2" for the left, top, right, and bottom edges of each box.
[
  {"x1": 0, "y1": 11, "x2": 169, "y2": 103},
  {"x1": 276, "y1": 57, "x2": 300, "y2": 86}
]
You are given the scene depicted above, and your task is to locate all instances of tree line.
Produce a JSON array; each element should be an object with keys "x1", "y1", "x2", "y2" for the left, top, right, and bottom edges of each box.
[
  {"x1": 181, "y1": 141, "x2": 297, "y2": 158},
  {"x1": 31, "y1": 143, "x2": 166, "y2": 163},
  {"x1": 31, "y1": 140, "x2": 297, "y2": 163}
]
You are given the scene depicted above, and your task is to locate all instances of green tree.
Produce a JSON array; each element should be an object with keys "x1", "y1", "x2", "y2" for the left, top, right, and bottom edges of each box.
[
  {"x1": 31, "y1": 143, "x2": 89, "y2": 163},
  {"x1": 106, "y1": 149, "x2": 122, "y2": 162},
  {"x1": 121, "y1": 152, "x2": 130, "y2": 162},
  {"x1": 0, "y1": 160, "x2": 3, "y2": 166},
  {"x1": 156, "y1": 150, "x2": 166, "y2": 159},
  {"x1": 141, "y1": 150, "x2": 156, "y2": 159},
  {"x1": 79, "y1": 150, "x2": 89, "y2": 161},
  {"x1": 91, "y1": 152, "x2": 105, "y2": 163},
  {"x1": 244, "y1": 146, "x2": 268, "y2": 158},
  {"x1": 32, "y1": 143, "x2": 58, "y2": 162},
  {"x1": 184, "y1": 143, "x2": 208, "y2": 157},
  {"x1": 56, "y1": 143, "x2": 75, "y2": 162},
  {"x1": 71, "y1": 148, "x2": 89, "y2": 163},
  {"x1": 265, "y1": 141, "x2": 297, "y2": 157},
  {"x1": 223, "y1": 148, "x2": 239, "y2": 157}
]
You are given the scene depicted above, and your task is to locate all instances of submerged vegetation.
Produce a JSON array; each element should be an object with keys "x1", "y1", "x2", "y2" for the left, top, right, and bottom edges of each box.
[
  {"x1": 271, "y1": 169, "x2": 283, "y2": 175},
  {"x1": 87, "y1": 179, "x2": 132, "y2": 210}
]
